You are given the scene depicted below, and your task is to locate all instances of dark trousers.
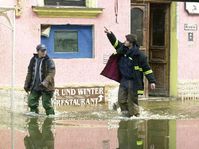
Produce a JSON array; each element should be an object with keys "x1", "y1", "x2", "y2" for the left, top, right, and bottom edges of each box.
[
  {"x1": 118, "y1": 80, "x2": 139, "y2": 116},
  {"x1": 28, "y1": 90, "x2": 55, "y2": 115}
]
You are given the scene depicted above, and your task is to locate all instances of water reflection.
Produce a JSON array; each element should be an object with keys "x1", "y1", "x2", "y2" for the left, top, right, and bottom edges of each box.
[
  {"x1": 117, "y1": 120, "x2": 144, "y2": 149},
  {"x1": 24, "y1": 117, "x2": 54, "y2": 149},
  {"x1": 116, "y1": 120, "x2": 176, "y2": 149},
  {"x1": 1, "y1": 97, "x2": 199, "y2": 149},
  {"x1": 1, "y1": 116, "x2": 199, "y2": 149}
]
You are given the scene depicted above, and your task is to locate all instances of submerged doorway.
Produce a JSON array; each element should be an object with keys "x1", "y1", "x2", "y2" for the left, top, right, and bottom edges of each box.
[{"x1": 131, "y1": 3, "x2": 170, "y2": 97}]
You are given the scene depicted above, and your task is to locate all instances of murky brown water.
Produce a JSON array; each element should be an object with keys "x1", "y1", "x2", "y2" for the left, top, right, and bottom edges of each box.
[{"x1": 1, "y1": 94, "x2": 199, "y2": 148}]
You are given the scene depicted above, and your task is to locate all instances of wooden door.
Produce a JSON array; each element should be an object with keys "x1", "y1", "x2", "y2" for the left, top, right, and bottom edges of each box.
[
  {"x1": 131, "y1": 3, "x2": 149, "y2": 97},
  {"x1": 149, "y1": 3, "x2": 170, "y2": 96},
  {"x1": 131, "y1": 4, "x2": 149, "y2": 52}
]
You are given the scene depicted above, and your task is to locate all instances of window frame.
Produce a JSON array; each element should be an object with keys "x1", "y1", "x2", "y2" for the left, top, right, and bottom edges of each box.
[
  {"x1": 54, "y1": 30, "x2": 79, "y2": 53},
  {"x1": 41, "y1": 25, "x2": 93, "y2": 59},
  {"x1": 44, "y1": 0, "x2": 86, "y2": 7},
  {"x1": 131, "y1": 7, "x2": 144, "y2": 46}
]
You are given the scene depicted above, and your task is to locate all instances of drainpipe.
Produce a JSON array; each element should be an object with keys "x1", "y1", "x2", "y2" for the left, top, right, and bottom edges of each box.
[
  {"x1": 1, "y1": 6, "x2": 16, "y2": 149},
  {"x1": 11, "y1": 10, "x2": 15, "y2": 149},
  {"x1": 10, "y1": 8, "x2": 16, "y2": 149}
]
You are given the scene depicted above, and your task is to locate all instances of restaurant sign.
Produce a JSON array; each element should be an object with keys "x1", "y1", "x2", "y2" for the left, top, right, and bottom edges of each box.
[{"x1": 53, "y1": 86, "x2": 105, "y2": 106}]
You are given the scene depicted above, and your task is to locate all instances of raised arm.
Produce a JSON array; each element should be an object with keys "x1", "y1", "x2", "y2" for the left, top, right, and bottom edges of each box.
[{"x1": 104, "y1": 27, "x2": 125, "y2": 54}]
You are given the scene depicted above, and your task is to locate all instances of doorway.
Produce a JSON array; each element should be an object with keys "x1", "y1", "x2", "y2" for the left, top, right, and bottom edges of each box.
[{"x1": 131, "y1": 3, "x2": 170, "y2": 96}]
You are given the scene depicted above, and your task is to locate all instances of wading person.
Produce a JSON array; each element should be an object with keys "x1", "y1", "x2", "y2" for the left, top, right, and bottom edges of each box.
[
  {"x1": 24, "y1": 44, "x2": 55, "y2": 116},
  {"x1": 104, "y1": 27, "x2": 156, "y2": 117}
]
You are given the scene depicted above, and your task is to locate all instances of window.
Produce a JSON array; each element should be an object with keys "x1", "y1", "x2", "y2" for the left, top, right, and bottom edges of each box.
[
  {"x1": 44, "y1": 0, "x2": 86, "y2": 6},
  {"x1": 131, "y1": 8, "x2": 144, "y2": 46},
  {"x1": 41, "y1": 25, "x2": 93, "y2": 59},
  {"x1": 151, "y1": 8, "x2": 165, "y2": 46},
  {"x1": 54, "y1": 31, "x2": 78, "y2": 52}
]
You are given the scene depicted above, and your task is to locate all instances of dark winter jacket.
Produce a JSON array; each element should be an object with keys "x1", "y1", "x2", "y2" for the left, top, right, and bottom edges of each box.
[
  {"x1": 24, "y1": 54, "x2": 55, "y2": 92},
  {"x1": 107, "y1": 32, "x2": 156, "y2": 95}
]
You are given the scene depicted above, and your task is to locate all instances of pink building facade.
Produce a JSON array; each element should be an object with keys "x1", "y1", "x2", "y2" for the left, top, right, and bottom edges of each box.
[
  {"x1": 177, "y1": 2, "x2": 199, "y2": 99},
  {"x1": 0, "y1": 0, "x2": 129, "y2": 102},
  {"x1": 0, "y1": 1, "x2": 199, "y2": 98}
]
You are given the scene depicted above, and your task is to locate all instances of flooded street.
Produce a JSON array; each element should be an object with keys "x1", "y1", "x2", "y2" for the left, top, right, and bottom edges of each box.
[
  {"x1": 1, "y1": 0, "x2": 199, "y2": 149},
  {"x1": 1, "y1": 95, "x2": 199, "y2": 148}
]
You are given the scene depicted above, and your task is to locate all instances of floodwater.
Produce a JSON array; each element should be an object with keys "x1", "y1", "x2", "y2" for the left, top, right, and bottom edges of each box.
[{"x1": 1, "y1": 95, "x2": 199, "y2": 148}]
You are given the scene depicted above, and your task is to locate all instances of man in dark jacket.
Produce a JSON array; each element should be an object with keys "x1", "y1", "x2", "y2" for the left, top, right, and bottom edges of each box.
[
  {"x1": 104, "y1": 27, "x2": 156, "y2": 117},
  {"x1": 24, "y1": 44, "x2": 55, "y2": 115}
]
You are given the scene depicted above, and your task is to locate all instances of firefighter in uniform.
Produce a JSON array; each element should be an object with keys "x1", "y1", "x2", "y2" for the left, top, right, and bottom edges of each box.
[{"x1": 104, "y1": 27, "x2": 156, "y2": 117}]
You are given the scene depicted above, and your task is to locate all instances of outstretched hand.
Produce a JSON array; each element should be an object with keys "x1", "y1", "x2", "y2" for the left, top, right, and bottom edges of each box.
[{"x1": 104, "y1": 26, "x2": 111, "y2": 34}]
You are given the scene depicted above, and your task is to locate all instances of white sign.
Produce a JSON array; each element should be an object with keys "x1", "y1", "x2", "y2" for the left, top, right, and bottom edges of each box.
[
  {"x1": 53, "y1": 87, "x2": 105, "y2": 106},
  {"x1": 185, "y1": 2, "x2": 199, "y2": 14},
  {"x1": 184, "y1": 24, "x2": 197, "y2": 31}
]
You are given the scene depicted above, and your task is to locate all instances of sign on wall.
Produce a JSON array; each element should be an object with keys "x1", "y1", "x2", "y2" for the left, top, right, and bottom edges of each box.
[
  {"x1": 184, "y1": 24, "x2": 197, "y2": 31},
  {"x1": 188, "y1": 32, "x2": 194, "y2": 41},
  {"x1": 185, "y1": 2, "x2": 199, "y2": 15},
  {"x1": 184, "y1": 24, "x2": 197, "y2": 43},
  {"x1": 53, "y1": 86, "x2": 105, "y2": 106}
]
